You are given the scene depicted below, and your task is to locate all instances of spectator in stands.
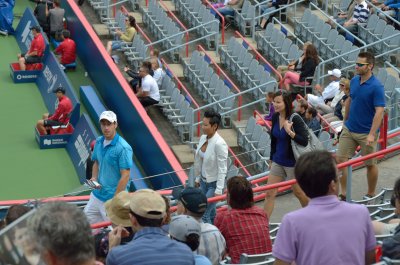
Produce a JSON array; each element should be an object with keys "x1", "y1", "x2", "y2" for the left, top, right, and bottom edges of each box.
[
  {"x1": 0, "y1": 219, "x2": 5, "y2": 230},
  {"x1": 54, "y1": 29, "x2": 76, "y2": 66},
  {"x1": 174, "y1": 187, "x2": 226, "y2": 265},
  {"x1": 194, "y1": 109, "x2": 228, "y2": 224},
  {"x1": 373, "y1": 189, "x2": 400, "y2": 235},
  {"x1": 36, "y1": 86, "x2": 73, "y2": 135},
  {"x1": 136, "y1": 63, "x2": 160, "y2": 107},
  {"x1": 84, "y1": 111, "x2": 133, "y2": 224},
  {"x1": 377, "y1": 0, "x2": 400, "y2": 21},
  {"x1": 151, "y1": 57, "x2": 164, "y2": 87},
  {"x1": 106, "y1": 189, "x2": 195, "y2": 265},
  {"x1": 258, "y1": 0, "x2": 289, "y2": 30},
  {"x1": 150, "y1": 48, "x2": 162, "y2": 67},
  {"x1": 257, "y1": 92, "x2": 275, "y2": 127},
  {"x1": 277, "y1": 42, "x2": 311, "y2": 76},
  {"x1": 273, "y1": 150, "x2": 376, "y2": 265},
  {"x1": 169, "y1": 215, "x2": 212, "y2": 265},
  {"x1": 327, "y1": 0, "x2": 356, "y2": 28},
  {"x1": 215, "y1": 176, "x2": 272, "y2": 264},
  {"x1": 339, "y1": 0, "x2": 370, "y2": 35},
  {"x1": 34, "y1": 0, "x2": 49, "y2": 34},
  {"x1": 336, "y1": 52, "x2": 385, "y2": 201},
  {"x1": 305, "y1": 69, "x2": 341, "y2": 108},
  {"x1": 317, "y1": 77, "x2": 348, "y2": 115},
  {"x1": 382, "y1": 178, "x2": 400, "y2": 259},
  {"x1": 215, "y1": 0, "x2": 244, "y2": 27},
  {"x1": 17, "y1": 25, "x2": 45, "y2": 71},
  {"x1": 305, "y1": 107, "x2": 321, "y2": 137},
  {"x1": 322, "y1": 79, "x2": 350, "y2": 134},
  {"x1": 161, "y1": 195, "x2": 172, "y2": 233},
  {"x1": 47, "y1": 0, "x2": 65, "y2": 41},
  {"x1": 295, "y1": 98, "x2": 308, "y2": 122},
  {"x1": 264, "y1": 90, "x2": 309, "y2": 218},
  {"x1": 124, "y1": 61, "x2": 154, "y2": 93},
  {"x1": 4, "y1": 204, "x2": 31, "y2": 226},
  {"x1": 28, "y1": 201, "x2": 96, "y2": 265},
  {"x1": 281, "y1": 44, "x2": 319, "y2": 91},
  {"x1": 106, "y1": 16, "x2": 137, "y2": 55}
]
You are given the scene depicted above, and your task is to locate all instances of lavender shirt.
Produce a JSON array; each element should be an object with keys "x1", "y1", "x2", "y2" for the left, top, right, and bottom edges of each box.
[
  {"x1": 273, "y1": 195, "x2": 376, "y2": 265},
  {"x1": 264, "y1": 103, "x2": 275, "y2": 121}
]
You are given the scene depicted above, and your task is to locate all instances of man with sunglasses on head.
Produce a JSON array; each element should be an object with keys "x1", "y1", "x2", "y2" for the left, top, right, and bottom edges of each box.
[{"x1": 336, "y1": 52, "x2": 385, "y2": 201}]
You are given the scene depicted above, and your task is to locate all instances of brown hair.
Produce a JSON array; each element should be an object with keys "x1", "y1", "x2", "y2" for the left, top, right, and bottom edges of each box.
[
  {"x1": 227, "y1": 176, "x2": 254, "y2": 209},
  {"x1": 274, "y1": 90, "x2": 293, "y2": 119},
  {"x1": 304, "y1": 44, "x2": 319, "y2": 65},
  {"x1": 298, "y1": 99, "x2": 308, "y2": 110}
]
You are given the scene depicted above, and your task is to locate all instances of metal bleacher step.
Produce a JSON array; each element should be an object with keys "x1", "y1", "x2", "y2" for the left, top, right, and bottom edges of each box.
[
  {"x1": 128, "y1": 11, "x2": 142, "y2": 23},
  {"x1": 204, "y1": 50, "x2": 220, "y2": 64},
  {"x1": 93, "y1": 23, "x2": 109, "y2": 37},
  {"x1": 233, "y1": 119, "x2": 249, "y2": 129},
  {"x1": 218, "y1": 128, "x2": 239, "y2": 147},
  {"x1": 168, "y1": 64, "x2": 184, "y2": 77},
  {"x1": 171, "y1": 144, "x2": 195, "y2": 164}
]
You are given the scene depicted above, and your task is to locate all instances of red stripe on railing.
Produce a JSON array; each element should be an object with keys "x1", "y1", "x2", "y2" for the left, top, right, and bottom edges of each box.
[
  {"x1": 161, "y1": 58, "x2": 202, "y2": 137},
  {"x1": 159, "y1": 0, "x2": 189, "y2": 57},
  {"x1": 197, "y1": 45, "x2": 242, "y2": 121},
  {"x1": 204, "y1": 0, "x2": 224, "y2": 44},
  {"x1": 228, "y1": 147, "x2": 252, "y2": 177},
  {"x1": 234, "y1": 31, "x2": 283, "y2": 85}
]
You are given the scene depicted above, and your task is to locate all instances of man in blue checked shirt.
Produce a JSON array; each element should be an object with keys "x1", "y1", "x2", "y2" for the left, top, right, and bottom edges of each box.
[{"x1": 84, "y1": 110, "x2": 133, "y2": 224}]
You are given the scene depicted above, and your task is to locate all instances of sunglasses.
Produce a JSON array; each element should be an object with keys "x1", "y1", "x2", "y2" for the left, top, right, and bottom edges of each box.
[
  {"x1": 355, "y1": 62, "x2": 369, "y2": 67},
  {"x1": 339, "y1": 83, "x2": 345, "y2": 86}
]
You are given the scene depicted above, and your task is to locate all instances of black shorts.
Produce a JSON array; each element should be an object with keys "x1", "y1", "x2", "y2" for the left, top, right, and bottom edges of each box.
[
  {"x1": 44, "y1": 119, "x2": 64, "y2": 126},
  {"x1": 25, "y1": 55, "x2": 43, "y2": 64}
]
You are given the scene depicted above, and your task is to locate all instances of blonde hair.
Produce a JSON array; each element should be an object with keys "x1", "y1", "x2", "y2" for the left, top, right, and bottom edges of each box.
[{"x1": 340, "y1": 78, "x2": 350, "y2": 92}]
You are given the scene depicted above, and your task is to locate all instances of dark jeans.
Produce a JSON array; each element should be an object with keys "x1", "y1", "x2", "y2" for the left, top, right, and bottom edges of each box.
[{"x1": 139, "y1": 97, "x2": 158, "y2": 107}]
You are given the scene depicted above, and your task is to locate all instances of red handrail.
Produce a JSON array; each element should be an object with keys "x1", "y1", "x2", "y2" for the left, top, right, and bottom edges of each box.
[
  {"x1": 234, "y1": 31, "x2": 283, "y2": 85},
  {"x1": 120, "y1": 6, "x2": 154, "y2": 52},
  {"x1": 197, "y1": 45, "x2": 242, "y2": 121},
  {"x1": 254, "y1": 110, "x2": 272, "y2": 130},
  {"x1": 228, "y1": 147, "x2": 252, "y2": 177},
  {"x1": 159, "y1": 0, "x2": 189, "y2": 58},
  {"x1": 204, "y1": 0, "x2": 225, "y2": 44},
  {"x1": 161, "y1": 58, "x2": 201, "y2": 137}
]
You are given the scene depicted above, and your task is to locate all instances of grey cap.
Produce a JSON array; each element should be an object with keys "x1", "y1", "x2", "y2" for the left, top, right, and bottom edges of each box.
[{"x1": 169, "y1": 215, "x2": 201, "y2": 242}]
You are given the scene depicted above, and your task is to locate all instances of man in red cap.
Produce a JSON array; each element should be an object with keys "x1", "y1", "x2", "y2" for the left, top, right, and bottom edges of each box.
[{"x1": 18, "y1": 25, "x2": 45, "y2": 70}]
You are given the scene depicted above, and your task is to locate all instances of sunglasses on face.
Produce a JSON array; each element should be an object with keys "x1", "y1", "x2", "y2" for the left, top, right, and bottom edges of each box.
[
  {"x1": 339, "y1": 83, "x2": 345, "y2": 86},
  {"x1": 355, "y1": 62, "x2": 369, "y2": 67}
]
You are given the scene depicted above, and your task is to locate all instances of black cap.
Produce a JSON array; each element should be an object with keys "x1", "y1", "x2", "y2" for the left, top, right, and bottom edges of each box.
[
  {"x1": 172, "y1": 187, "x2": 207, "y2": 214},
  {"x1": 29, "y1": 25, "x2": 41, "y2": 32},
  {"x1": 53, "y1": 86, "x2": 65, "y2": 94}
]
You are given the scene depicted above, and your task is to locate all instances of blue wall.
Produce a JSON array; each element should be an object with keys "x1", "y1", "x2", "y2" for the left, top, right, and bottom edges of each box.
[{"x1": 61, "y1": 0, "x2": 186, "y2": 189}]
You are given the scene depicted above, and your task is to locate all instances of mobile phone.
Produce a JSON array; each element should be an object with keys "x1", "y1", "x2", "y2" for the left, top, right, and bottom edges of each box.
[{"x1": 85, "y1": 180, "x2": 101, "y2": 189}]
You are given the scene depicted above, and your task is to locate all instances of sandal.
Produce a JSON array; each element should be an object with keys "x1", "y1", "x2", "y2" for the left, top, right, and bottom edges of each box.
[{"x1": 339, "y1": 194, "x2": 346, "y2": 201}]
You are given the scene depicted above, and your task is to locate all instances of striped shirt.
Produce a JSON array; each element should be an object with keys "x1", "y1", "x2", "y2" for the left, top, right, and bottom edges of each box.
[
  {"x1": 107, "y1": 227, "x2": 195, "y2": 265},
  {"x1": 196, "y1": 222, "x2": 226, "y2": 265},
  {"x1": 352, "y1": 1, "x2": 369, "y2": 23}
]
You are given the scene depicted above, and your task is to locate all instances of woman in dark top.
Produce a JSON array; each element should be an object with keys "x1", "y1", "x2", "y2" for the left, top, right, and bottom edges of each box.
[
  {"x1": 264, "y1": 90, "x2": 310, "y2": 218},
  {"x1": 282, "y1": 44, "x2": 319, "y2": 91}
]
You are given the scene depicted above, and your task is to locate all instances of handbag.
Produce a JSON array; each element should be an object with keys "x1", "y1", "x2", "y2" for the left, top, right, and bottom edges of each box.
[{"x1": 289, "y1": 113, "x2": 324, "y2": 160}]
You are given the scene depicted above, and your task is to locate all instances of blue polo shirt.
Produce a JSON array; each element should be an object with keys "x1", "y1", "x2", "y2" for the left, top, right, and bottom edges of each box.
[
  {"x1": 92, "y1": 133, "x2": 133, "y2": 202},
  {"x1": 345, "y1": 75, "x2": 385, "y2": 134},
  {"x1": 107, "y1": 227, "x2": 195, "y2": 265}
]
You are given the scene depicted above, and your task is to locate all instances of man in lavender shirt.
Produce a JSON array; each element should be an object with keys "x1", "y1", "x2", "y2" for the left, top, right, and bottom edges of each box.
[{"x1": 273, "y1": 150, "x2": 376, "y2": 265}]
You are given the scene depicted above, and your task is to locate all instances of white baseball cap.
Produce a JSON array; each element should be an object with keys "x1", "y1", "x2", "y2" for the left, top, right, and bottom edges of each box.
[
  {"x1": 99, "y1": 111, "x2": 117, "y2": 123},
  {"x1": 328, "y1": 69, "x2": 341, "y2": 78}
]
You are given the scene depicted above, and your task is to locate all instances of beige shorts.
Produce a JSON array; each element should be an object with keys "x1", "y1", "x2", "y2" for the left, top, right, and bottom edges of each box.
[
  {"x1": 270, "y1": 162, "x2": 295, "y2": 180},
  {"x1": 336, "y1": 126, "x2": 379, "y2": 166}
]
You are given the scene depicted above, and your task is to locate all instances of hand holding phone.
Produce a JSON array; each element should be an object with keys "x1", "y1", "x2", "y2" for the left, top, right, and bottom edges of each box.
[{"x1": 85, "y1": 179, "x2": 102, "y2": 189}]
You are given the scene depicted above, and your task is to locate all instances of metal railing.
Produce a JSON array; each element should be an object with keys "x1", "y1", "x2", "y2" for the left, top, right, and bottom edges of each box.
[
  {"x1": 197, "y1": 45, "x2": 243, "y2": 120},
  {"x1": 204, "y1": 0, "x2": 225, "y2": 44},
  {"x1": 234, "y1": 31, "x2": 283, "y2": 85},
  {"x1": 161, "y1": 58, "x2": 202, "y2": 137}
]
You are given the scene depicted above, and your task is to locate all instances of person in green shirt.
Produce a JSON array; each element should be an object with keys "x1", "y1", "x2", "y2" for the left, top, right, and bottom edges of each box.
[{"x1": 106, "y1": 16, "x2": 137, "y2": 55}]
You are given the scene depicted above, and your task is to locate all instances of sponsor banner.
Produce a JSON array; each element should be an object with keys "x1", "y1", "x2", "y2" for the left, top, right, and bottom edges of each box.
[
  {"x1": 66, "y1": 114, "x2": 98, "y2": 183},
  {"x1": 35, "y1": 52, "x2": 80, "y2": 126},
  {"x1": 35, "y1": 128, "x2": 72, "y2": 149},
  {"x1": 15, "y1": 8, "x2": 49, "y2": 58}
]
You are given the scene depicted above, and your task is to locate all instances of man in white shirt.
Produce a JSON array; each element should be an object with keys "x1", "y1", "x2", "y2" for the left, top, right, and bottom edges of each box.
[
  {"x1": 306, "y1": 69, "x2": 341, "y2": 108},
  {"x1": 137, "y1": 62, "x2": 160, "y2": 107}
]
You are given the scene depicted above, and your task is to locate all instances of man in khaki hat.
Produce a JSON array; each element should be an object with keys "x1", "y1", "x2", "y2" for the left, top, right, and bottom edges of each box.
[{"x1": 107, "y1": 189, "x2": 195, "y2": 265}]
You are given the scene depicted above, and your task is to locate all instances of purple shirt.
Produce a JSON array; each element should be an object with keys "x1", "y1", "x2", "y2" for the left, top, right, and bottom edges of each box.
[
  {"x1": 273, "y1": 195, "x2": 376, "y2": 265},
  {"x1": 264, "y1": 103, "x2": 275, "y2": 121}
]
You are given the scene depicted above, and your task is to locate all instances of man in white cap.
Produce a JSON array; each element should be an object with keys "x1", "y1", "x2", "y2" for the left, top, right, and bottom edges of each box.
[
  {"x1": 84, "y1": 110, "x2": 133, "y2": 224},
  {"x1": 306, "y1": 69, "x2": 341, "y2": 108}
]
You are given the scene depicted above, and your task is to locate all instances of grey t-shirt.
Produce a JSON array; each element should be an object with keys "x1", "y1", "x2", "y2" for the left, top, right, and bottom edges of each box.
[{"x1": 49, "y1": 7, "x2": 65, "y2": 33}]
